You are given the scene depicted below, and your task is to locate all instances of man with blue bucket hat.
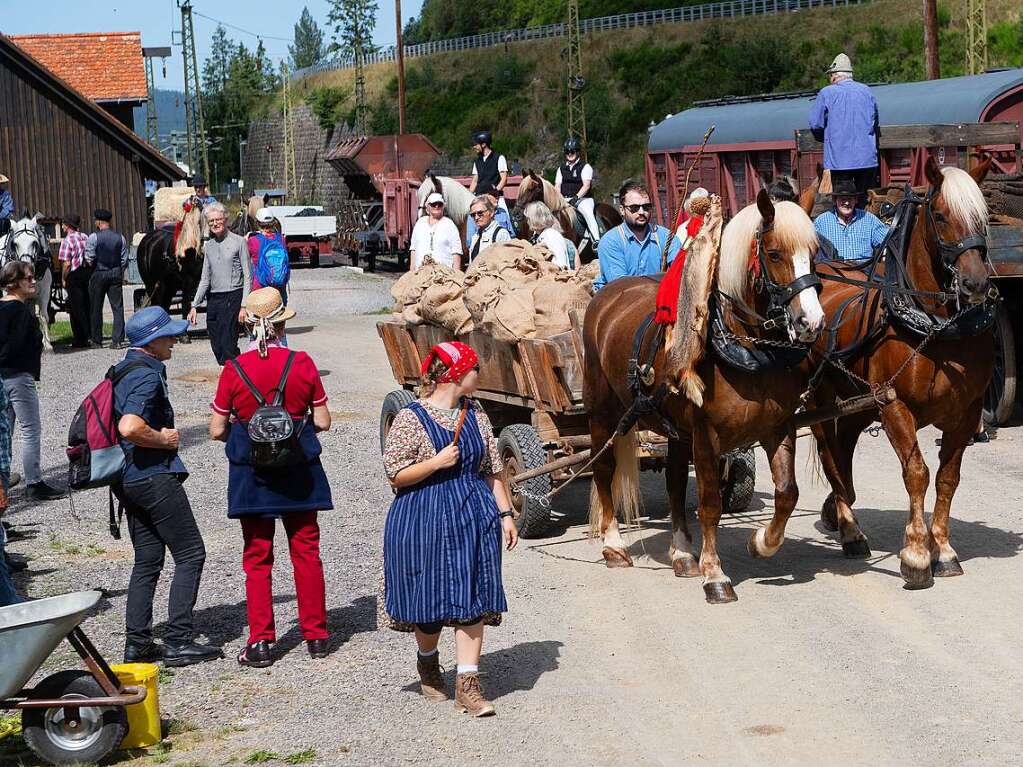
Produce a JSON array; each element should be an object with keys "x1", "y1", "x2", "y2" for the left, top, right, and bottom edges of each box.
[{"x1": 112, "y1": 306, "x2": 222, "y2": 667}]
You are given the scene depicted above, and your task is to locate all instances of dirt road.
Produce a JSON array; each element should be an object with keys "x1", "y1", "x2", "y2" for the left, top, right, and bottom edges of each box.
[{"x1": 4, "y1": 267, "x2": 1022, "y2": 766}]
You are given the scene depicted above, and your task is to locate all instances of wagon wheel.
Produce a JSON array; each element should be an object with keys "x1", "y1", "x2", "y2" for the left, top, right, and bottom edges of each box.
[
  {"x1": 983, "y1": 302, "x2": 1016, "y2": 425},
  {"x1": 498, "y1": 424, "x2": 552, "y2": 538},
  {"x1": 720, "y1": 448, "x2": 756, "y2": 513},
  {"x1": 379, "y1": 389, "x2": 416, "y2": 453},
  {"x1": 21, "y1": 670, "x2": 128, "y2": 766}
]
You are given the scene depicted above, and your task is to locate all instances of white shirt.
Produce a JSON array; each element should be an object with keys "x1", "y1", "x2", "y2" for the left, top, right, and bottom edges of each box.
[
  {"x1": 410, "y1": 215, "x2": 462, "y2": 270},
  {"x1": 468, "y1": 220, "x2": 512, "y2": 264},
  {"x1": 537, "y1": 228, "x2": 571, "y2": 270},
  {"x1": 554, "y1": 161, "x2": 594, "y2": 187},
  {"x1": 470, "y1": 153, "x2": 508, "y2": 174}
]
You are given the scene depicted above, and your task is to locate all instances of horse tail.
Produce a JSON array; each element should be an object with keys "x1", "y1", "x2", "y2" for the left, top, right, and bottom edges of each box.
[
  {"x1": 613, "y1": 429, "x2": 642, "y2": 529},
  {"x1": 805, "y1": 428, "x2": 826, "y2": 488},
  {"x1": 679, "y1": 371, "x2": 705, "y2": 407}
]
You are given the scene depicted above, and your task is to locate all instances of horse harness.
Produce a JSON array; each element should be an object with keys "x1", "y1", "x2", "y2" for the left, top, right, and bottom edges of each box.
[{"x1": 1, "y1": 220, "x2": 50, "y2": 278}]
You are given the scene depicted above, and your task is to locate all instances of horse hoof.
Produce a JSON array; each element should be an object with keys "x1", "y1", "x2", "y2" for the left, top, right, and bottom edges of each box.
[
  {"x1": 842, "y1": 538, "x2": 872, "y2": 558},
  {"x1": 672, "y1": 557, "x2": 700, "y2": 578},
  {"x1": 703, "y1": 581, "x2": 738, "y2": 604},
  {"x1": 602, "y1": 547, "x2": 633, "y2": 568},
  {"x1": 932, "y1": 558, "x2": 964, "y2": 577},
  {"x1": 900, "y1": 561, "x2": 934, "y2": 590},
  {"x1": 820, "y1": 495, "x2": 839, "y2": 532}
]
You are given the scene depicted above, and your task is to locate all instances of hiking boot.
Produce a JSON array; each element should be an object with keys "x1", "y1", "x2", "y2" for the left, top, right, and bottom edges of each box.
[
  {"x1": 454, "y1": 672, "x2": 495, "y2": 717},
  {"x1": 417, "y1": 653, "x2": 448, "y2": 701}
]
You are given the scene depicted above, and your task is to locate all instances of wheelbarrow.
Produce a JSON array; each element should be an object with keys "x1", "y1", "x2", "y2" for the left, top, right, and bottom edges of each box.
[{"x1": 0, "y1": 590, "x2": 146, "y2": 765}]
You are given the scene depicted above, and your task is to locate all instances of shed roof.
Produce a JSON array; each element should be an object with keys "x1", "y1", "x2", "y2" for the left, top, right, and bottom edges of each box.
[
  {"x1": 0, "y1": 34, "x2": 183, "y2": 182},
  {"x1": 10, "y1": 32, "x2": 147, "y2": 103},
  {"x1": 648, "y1": 69, "x2": 1023, "y2": 151}
]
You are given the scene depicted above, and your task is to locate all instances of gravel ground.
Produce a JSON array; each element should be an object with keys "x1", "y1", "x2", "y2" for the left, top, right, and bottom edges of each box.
[{"x1": 3, "y1": 265, "x2": 1023, "y2": 766}]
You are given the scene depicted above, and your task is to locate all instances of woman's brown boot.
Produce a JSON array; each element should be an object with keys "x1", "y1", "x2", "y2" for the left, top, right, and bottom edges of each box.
[
  {"x1": 454, "y1": 672, "x2": 496, "y2": 717},
  {"x1": 417, "y1": 653, "x2": 448, "y2": 701}
]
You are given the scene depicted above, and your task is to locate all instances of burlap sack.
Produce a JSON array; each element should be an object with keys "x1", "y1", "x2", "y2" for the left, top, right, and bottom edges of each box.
[
  {"x1": 463, "y1": 268, "x2": 506, "y2": 322},
  {"x1": 480, "y1": 285, "x2": 536, "y2": 342},
  {"x1": 532, "y1": 274, "x2": 592, "y2": 338},
  {"x1": 573, "y1": 261, "x2": 601, "y2": 294},
  {"x1": 419, "y1": 272, "x2": 473, "y2": 335},
  {"x1": 153, "y1": 186, "x2": 196, "y2": 224},
  {"x1": 391, "y1": 260, "x2": 445, "y2": 306},
  {"x1": 467, "y1": 239, "x2": 551, "y2": 286}
]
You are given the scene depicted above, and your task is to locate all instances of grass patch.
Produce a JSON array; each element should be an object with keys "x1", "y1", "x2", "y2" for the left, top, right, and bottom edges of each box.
[
  {"x1": 157, "y1": 667, "x2": 176, "y2": 685},
  {"x1": 245, "y1": 751, "x2": 281, "y2": 764},
  {"x1": 47, "y1": 532, "x2": 106, "y2": 558},
  {"x1": 164, "y1": 717, "x2": 197, "y2": 736},
  {"x1": 285, "y1": 750, "x2": 317, "y2": 764},
  {"x1": 362, "y1": 306, "x2": 395, "y2": 315},
  {"x1": 50, "y1": 320, "x2": 111, "y2": 346}
]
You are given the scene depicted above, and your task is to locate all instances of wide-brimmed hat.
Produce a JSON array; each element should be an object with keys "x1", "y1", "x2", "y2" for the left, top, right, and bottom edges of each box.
[
  {"x1": 244, "y1": 287, "x2": 296, "y2": 323},
  {"x1": 826, "y1": 53, "x2": 853, "y2": 75},
  {"x1": 830, "y1": 176, "x2": 860, "y2": 197},
  {"x1": 254, "y1": 207, "x2": 277, "y2": 225},
  {"x1": 63, "y1": 213, "x2": 82, "y2": 229},
  {"x1": 126, "y1": 306, "x2": 189, "y2": 348},
  {"x1": 426, "y1": 192, "x2": 444, "y2": 206}
]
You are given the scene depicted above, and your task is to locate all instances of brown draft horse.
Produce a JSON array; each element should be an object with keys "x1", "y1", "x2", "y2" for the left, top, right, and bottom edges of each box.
[
  {"x1": 583, "y1": 192, "x2": 825, "y2": 603},
  {"x1": 805, "y1": 155, "x2": 995, "y2": 588},
  {"x1": 512, "y1": 171, "x2": 622, "y2": 263}
]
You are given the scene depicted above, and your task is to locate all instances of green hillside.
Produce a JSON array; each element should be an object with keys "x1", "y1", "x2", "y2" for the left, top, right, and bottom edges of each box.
[{"x1": 296, "y1": 0, "x2": 1023, "y2": 196}]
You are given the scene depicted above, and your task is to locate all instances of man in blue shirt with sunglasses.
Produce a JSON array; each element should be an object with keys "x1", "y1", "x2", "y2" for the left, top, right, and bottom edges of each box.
[{"x1": 593, "y1": 179, "x2": 681, "y2": 290}]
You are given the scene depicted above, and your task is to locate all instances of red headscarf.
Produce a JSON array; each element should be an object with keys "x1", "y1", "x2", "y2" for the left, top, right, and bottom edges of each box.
[{"x1": 420, "y1": 341, "x2": 480, "y2": 383}]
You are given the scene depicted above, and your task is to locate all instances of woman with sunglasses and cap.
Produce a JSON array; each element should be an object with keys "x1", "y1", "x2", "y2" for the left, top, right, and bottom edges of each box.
[
  {"x1": 382, "y1": 342, "x2": 518, "y2": 717},
  {"x1": 409, "y1": 193, "x2": 463, "y2": 271},
  {"x1": 209, "y1": 287, "x2": 332, "y2": 668}
]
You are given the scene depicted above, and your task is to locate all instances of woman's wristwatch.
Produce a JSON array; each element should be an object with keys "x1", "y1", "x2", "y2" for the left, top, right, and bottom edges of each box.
[{"x1": 499, "y1": 510, "x2": 515, "y2": 519}]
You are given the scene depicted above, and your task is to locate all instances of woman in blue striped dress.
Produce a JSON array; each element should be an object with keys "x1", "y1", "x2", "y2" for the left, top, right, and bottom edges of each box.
[{"x1": 383, "y1": 341, "x2": 518, "y2": 718}]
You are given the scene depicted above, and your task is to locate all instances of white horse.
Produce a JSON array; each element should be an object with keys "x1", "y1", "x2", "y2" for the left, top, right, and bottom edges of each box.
[{"x1": 0, "y1": 214, "x2": 54, "y2": 351}]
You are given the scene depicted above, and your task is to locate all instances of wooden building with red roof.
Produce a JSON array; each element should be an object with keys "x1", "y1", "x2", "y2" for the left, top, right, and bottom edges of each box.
[{"x1": 0, "y1": 32, "x2": 182, "y2": 235}]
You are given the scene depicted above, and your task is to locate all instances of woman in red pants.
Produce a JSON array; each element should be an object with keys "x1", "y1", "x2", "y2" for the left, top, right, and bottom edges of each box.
[{"x1": 208, "y1": 287, "x2": 333, "y2": 667}]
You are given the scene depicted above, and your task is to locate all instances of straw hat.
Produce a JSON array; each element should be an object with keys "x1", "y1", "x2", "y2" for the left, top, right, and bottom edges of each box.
[
  {"x1": 244, "y1": 287, "x2": 296, "y2": 323},
  {"x1": 826, "y1": 53, "x2": 853, "y2": 75},
  {"x1": 0, "y1": 174, "x2": 8, "y2": 184}
]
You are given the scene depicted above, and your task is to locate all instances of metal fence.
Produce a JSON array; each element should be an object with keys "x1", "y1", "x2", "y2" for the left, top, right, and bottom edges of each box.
[{"x1": 294, "y1": 0, "x2": 865, "y2": 79}]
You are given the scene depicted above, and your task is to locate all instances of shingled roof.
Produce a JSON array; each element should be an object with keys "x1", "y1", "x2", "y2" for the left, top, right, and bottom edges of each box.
[{"x1": 10, "y1": 31, "x2": 147, "y2": 103}]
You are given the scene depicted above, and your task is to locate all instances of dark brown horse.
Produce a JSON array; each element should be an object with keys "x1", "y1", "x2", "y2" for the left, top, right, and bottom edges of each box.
[
  {"x1": 136, "y1": 204, "x2": 206, "y2": 319},
  {"x1": 806, "y1": 156, "x2": 995, "y2": 588},
  {"x1": 583, "y1": 192, "x2": 825, "y2": 603},
  {"x1": 512, "y1": 171, "x2": 621, "y2": 263}
]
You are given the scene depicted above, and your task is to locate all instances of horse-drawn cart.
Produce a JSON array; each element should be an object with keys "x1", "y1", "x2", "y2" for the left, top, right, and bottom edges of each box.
[{"x1": 377, "y1": 318, "x2": 756, "y2": 537}]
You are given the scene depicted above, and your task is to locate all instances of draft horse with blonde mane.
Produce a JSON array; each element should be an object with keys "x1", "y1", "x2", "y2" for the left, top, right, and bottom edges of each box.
[
  {"x1": 512, "y1": 171, "x2": 621, "y2": 262},
  {"x1": 583, "y1": 191, "x2": 825, "y2": 603},
  {"x1": 805, "y1": 156, "x2": 995, "y2": 589}
]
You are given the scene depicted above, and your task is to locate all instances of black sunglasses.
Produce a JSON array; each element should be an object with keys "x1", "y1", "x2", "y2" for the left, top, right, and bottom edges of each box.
[
  {"x1": 470, "y1": 210, "x2": 489, "y2": 218},
  {"x1": 428, "y1": 202, "x2": 444, "y2": 208},
  {"x1": 624, "y1": 203, "x2": 653, "y2": 213}
]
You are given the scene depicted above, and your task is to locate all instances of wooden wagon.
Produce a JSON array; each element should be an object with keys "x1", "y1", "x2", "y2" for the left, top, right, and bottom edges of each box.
[{"x1": 377, "y1": 318, "x2": 757, "y2": 537}]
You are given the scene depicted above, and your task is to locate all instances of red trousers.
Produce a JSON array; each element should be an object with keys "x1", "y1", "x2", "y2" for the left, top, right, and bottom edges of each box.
[{"x1": 240, "y1": 512, "x2": 328, "y2": 644}]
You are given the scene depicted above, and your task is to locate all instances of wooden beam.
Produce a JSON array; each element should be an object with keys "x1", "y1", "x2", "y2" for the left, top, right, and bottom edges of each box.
[{"x1": 795, "y1": 122, "x2": 1021, "y2": 153}]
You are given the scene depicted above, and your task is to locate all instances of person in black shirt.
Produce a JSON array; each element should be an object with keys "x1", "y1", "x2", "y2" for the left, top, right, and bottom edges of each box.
[
  {"x1": 0, "y1": 262, "x2": 62, "y2": 500},
  {"x1": 555, "y1": 137, "x2": 600, "y2": 242},
  {"x1": 84, "y1": 208, "x2": 129, "y2": 349}
]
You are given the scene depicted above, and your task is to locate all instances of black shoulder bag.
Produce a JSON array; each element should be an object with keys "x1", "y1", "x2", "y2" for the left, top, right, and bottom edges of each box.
[{"x1": 228, "y1": 351, "x2": 306, "y2": 469}]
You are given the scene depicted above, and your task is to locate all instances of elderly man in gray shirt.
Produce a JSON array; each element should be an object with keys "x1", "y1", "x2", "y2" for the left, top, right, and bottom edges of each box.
[{"x1": 188, "y1": 202, "x2": 250, "y2": 364}]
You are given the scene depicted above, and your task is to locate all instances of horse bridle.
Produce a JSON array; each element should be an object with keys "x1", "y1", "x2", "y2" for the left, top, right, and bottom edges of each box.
[
  {"x1": 2, "y1": 221, "x2": 46, "y2": 265},
  {"x1": 751, "y1": 221, "x2": 822, "y2": 332}
]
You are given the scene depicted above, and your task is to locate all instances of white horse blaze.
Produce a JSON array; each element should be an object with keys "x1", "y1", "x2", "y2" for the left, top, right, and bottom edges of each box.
[{"x1": 790, "y1": 247, "x2": 824, "y2": 332}]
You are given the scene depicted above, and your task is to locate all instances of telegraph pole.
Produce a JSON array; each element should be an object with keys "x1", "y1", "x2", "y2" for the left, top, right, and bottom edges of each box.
[
  {"x1": 178, "y1": 0, "x2": 210, "y2": 181},
  {"x1": 923, "y1": 0, "x2": 940, "y2": 80},
  {"x1": 566, "y1": 0, "x2": 587, "y2": 157},
  {"x1": 395, "y1": 0, "x2": 407, "y2": 135}
]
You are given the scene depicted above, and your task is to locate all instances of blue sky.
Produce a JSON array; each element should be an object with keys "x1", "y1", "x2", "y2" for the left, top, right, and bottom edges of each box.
[{"x1": 0, "y1": 0, "x2": 426, "y2": 91}]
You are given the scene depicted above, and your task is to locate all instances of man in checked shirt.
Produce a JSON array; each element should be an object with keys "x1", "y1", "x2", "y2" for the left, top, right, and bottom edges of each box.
[{"x1": 59, "y1": 213, "x2": 94, "y2": 348}]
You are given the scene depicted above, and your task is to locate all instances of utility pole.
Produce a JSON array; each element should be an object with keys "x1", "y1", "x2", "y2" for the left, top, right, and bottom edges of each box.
[
  {"x1": 965, "y1": 0, "x2": 988, "y2": 75},
  {"x1": 395, "y1": 0, "x2": 407, "y2": 135},
  {"x1": 566, "y1": 0, "x2": 587, "y2": 158},
  {"x1": 178, "y1": 0, "x2": 210, "y2": 181},
  {"x1": 354, "y1": 47, "x2": 368, "y2": 135},
  {"x1": 923, "y1": 0, "x2": 940, "y2": 80},
  {"x1": 143, "y1": 46, "x2": 171, "y2": 147},
  {"x1": 281, "y1": 64, "x2": 298, "y2": 202}
]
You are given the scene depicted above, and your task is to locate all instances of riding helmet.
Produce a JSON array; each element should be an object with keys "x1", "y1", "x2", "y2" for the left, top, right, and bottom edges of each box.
[
  {"x1": 564, "y1": 137, "x2": 582, "y2": 154},
  {"x1": 472, "y1": 130, "x2": 492, "y2": 147}
]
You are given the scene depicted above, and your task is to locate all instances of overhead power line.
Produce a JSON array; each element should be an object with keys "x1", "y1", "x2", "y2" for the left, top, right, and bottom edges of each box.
[{"x1": 191, "y1": 10, "x2": 293, "y2": 43}]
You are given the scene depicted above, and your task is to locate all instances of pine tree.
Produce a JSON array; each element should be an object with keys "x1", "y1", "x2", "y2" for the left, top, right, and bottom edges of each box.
[
  {"x1": 289, "y1": 6, "x2": 325, "y2": 70},
  {"x1": 327, "y1": 0, "x2": 379, "y2": 61}
]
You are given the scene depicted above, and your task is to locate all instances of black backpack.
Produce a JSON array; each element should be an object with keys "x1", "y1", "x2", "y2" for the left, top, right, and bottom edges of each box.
[{"x1": 229, "y1": 351, "x2": 306, "y2": 469}]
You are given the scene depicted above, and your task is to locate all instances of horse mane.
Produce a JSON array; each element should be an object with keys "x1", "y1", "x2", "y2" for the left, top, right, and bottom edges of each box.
[
  {"x1": 175, "y1": 205, "x2": 203, "y2": 261},
  {"x1": 417, "y1": 176, "x2": 474, "y2": 225},
  {"x1": 939, "y1": 166, "x2": 988, "y2": 234},
  {"x1": 718, "y1": 200, "x2": 817, "y2": 298},
  {"x1": 521, "y1": 176, "x2": 568, "y2": 213}
]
